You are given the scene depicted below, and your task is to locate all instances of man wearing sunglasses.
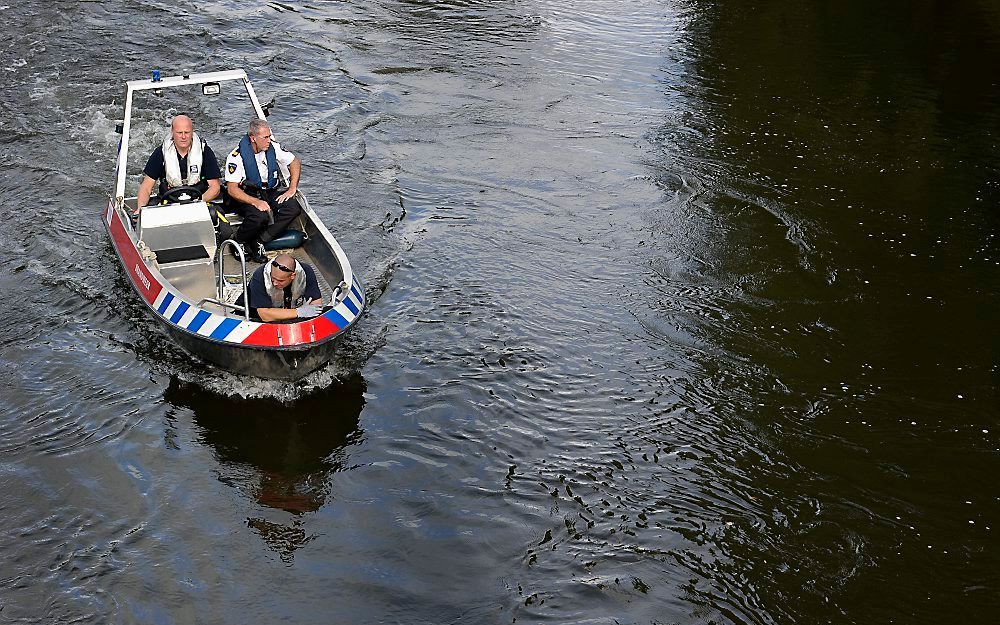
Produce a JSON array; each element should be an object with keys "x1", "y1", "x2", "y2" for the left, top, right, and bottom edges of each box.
[{"x1": 235, "y1": 253, "x2": 324, "y2": 322}]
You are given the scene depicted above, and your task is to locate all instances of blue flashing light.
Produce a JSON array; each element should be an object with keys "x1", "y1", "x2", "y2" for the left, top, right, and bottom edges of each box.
[{"x1": 152, "y1": 69, "x2": 161, "y2": 82}]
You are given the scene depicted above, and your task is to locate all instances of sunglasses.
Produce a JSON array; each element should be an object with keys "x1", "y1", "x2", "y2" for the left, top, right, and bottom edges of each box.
[{"x1": 272, "y1": 260, "x2": 295, "y2": 273}]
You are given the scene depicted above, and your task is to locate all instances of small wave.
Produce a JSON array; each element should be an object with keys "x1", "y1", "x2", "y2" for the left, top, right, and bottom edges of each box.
[{"x1": 4, "y1": 57, "x2": 26, "y2": 72}]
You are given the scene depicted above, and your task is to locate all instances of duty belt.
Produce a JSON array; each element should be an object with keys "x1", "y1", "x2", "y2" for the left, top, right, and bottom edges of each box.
[{"x1": 241, "y1": 184, "x2": 267, "y2": 199}]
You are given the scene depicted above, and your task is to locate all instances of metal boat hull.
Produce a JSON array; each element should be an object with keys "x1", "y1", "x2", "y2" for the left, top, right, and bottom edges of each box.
[{"x1": 165, "y1": 322, "x2": 343, "y2": 380}]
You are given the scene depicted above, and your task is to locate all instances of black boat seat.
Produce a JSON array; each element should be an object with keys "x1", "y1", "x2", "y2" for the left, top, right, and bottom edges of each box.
[
  {"x1": 264, "y1": 228, "x2": 306, "y2": 251},
  {"x1": 212, "y1": 214, "x2": 303, "y2": 249}
]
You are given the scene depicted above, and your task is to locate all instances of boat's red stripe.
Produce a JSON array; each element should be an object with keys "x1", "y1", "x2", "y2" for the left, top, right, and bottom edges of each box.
[
  {"x1": 242, "y1": 314, "x2": 342, "y2": 347},
  {"x1": 107, "y1": 203, "x2": 163, "y2": 305},
  {"x1": 243, "y1": 324, "x2": 280, "y2": 347},
  {"x1": 312, "y1": 315, "x2": 340, "y2": 340},
  {"x1": 242, "y1": 322, "x2": 312, "y2": 347}
]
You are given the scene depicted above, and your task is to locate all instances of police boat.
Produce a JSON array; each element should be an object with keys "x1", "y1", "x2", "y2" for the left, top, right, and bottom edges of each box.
[{"x1": 104, "y1": 70, "x2": 365, "y2": 380}]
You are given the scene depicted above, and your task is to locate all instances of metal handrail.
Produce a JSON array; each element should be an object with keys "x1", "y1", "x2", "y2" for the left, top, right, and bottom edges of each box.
[
  {"x1": 196, "y1": 298, "x2": 245, "y2": 314},
  {"x1": 216, "y1": 239, "x2": 249, "y2": 321}
]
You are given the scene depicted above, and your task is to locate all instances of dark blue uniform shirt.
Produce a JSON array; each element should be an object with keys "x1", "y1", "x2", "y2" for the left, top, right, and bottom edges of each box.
[
  {"x1": 236, "y1": 263, "x2": 322, "y2": 320},
  {"x1": 143, "y1": 144, "x2": 222, "y2": 195}
]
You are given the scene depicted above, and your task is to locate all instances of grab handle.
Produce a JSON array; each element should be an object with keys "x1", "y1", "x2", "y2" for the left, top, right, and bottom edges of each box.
[{"x1": 216, "y1": 239, "x2": 250, "y2": 321}]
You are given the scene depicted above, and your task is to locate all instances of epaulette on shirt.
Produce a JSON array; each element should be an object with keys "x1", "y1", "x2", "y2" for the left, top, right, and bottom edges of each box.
[{"x1": 231, "y1": 149, "x2": 240, "y2": 157}]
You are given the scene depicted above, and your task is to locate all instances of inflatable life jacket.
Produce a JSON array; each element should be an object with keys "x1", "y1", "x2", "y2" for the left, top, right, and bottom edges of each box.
[
  {"x1": 263, "y1": 259, "x2": 309, "y2": 308},
  {"x1": 162, "y1": 132, "x2": 205, "y2": 190},
  {"x1": 238, "y1": 133, "x2": 280, "y2": 190}
]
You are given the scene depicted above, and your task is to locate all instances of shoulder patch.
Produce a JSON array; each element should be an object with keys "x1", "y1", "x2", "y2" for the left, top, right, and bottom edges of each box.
[{"x1": 228, "y1": 162, "x2": 237, "y2": 174}]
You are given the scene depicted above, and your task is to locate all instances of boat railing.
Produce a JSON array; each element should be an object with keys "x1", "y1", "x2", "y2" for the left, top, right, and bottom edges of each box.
[
  {"x1": 197, "y1": 298, "x2": 246, "y2": 315},
  {"x1": 216, "y1": 239, "x2": 250, "y2": 321}
]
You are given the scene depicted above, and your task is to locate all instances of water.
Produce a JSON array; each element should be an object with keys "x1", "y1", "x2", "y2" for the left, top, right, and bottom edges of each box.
[{"x1": 1, "y1": 1, "x2": 998, "y2": 623}]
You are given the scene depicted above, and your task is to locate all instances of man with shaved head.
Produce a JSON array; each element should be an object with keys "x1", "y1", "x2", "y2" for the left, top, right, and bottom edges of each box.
[
  {"x1": 136, "y1": 114, "x2": 222, "y2": 211},
  {"x1": 234, "y1": 253, "x2": 324, "y2": 322}
]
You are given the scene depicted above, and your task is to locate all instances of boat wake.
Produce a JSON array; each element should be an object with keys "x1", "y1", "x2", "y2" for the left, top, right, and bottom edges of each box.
[{"x1": 176, "y1": 365, "x2": 354, "y2": 402}]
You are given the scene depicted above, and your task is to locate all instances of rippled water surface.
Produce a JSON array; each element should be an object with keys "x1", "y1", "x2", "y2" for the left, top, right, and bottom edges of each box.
[{"x1": 1, "y1": 1, "x2": 999, "y2": 623}]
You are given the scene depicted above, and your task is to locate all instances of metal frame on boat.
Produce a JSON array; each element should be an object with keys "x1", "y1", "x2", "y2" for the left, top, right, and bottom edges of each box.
[{"x1": 105, "y1": 70, "x2": 365, "y2": 380}]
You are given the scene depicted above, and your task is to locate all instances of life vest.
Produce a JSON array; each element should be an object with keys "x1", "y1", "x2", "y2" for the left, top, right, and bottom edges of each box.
[
  {"x1": 163, "y1": 131, "x2": 205, "y2": 188},
  {"x1": 262, "y1": 259, "x2": 309, "y2": 308},
  {"x1": 238, "y1": 133, "x2": 280, "y2": 190}
]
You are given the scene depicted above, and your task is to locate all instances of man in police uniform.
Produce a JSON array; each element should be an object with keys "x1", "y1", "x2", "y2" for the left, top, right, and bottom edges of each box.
[
  {"x1": 136, "y1": 115, "x2": 222, "y2": 212},
  {"x1": 224, "y1": 119, "x2": 302, "y2": 264},
  {"x1": 234, "y1": 253, "x2": 323, "y2": 322}
]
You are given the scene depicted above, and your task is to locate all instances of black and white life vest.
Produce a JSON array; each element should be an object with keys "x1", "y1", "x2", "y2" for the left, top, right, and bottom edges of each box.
[
  {"x1": 263, "y1": 259, "x2": 309, "y2": 308},
  {"x1": 162, "y1": 131, "x2": 205, "y2": 188}
]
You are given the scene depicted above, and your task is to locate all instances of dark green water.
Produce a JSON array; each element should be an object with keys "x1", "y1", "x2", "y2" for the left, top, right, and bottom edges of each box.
[{"x1": 0, "y1": 1, "x2": 997, "y2": 623}]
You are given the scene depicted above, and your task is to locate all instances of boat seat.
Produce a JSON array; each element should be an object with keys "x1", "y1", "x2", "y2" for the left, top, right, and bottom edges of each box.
[
  {"x1": 214, "y1": 213, "x2": 305, "y2": 251},
  {"x1": 139, "y1": 202, "x2": 217, "y2": 266},
  {"x1": 264, "y1": 228, "x2": 306, "y2": 251}
]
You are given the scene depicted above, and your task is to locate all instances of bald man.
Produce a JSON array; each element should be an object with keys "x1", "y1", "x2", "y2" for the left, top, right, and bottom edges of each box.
[
  {"x1": 136, "y1": 114, "x2": 222, "y2": 212},
  {"x1": 234, "y1": 253, "x2": 325, "y2": 322}
]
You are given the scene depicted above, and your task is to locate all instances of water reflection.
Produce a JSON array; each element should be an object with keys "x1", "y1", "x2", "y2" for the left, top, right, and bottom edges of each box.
[{"x1": 164, "y1": 375, "x2": 365, "y2": 561}]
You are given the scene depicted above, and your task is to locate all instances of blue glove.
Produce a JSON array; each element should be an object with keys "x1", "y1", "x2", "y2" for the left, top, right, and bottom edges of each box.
[{"x1": 295, "y1": 304, "x2": 321, "y2": 318}]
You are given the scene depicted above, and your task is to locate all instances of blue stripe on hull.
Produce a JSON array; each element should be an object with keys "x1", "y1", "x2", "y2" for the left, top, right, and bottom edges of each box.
[
  {"x1": 325, "y1": 308, "x2": 349, "y2": 328},
  {"x1": 210, "y1": 317, "x2": 241, "y2": 340},
  {"x1": 157, "y1": 292, "x2": 174, "y2": 315},
  {"x1": 189, "y1": 310, "x2": 211, "y2": 332},
  {"x1": 342, "y1": 296, "x2": 359, "y2": 315},
  {"x1": 170, "y1": 302, "x2": 190, "y2": 324}
]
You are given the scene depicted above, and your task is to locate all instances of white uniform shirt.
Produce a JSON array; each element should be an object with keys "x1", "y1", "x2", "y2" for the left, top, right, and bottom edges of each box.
[{"x1": 224, "y1": 139, "x2": 295, "y2": 186}]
